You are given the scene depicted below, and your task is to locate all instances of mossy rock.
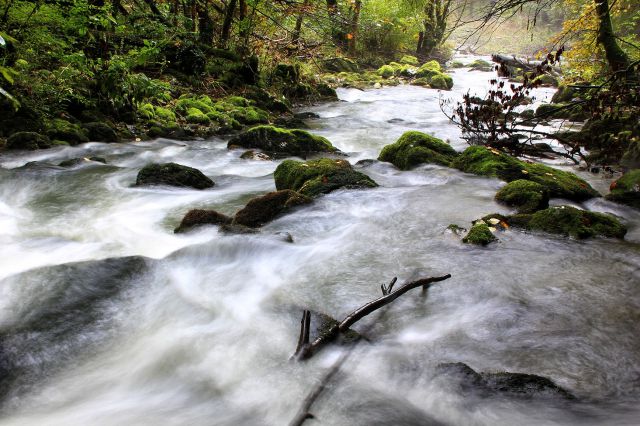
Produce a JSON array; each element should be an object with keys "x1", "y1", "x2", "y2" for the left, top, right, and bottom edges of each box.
[
  {"x1": 419, "y1": 60, "x2": 441, "y2": 73},
  {"x1": 533, "y1": 74, "x2": 559, "y2": 87},
  {"x1": 399, "y1": 55, "x2": 419, "y2": 66},
  {"x1": 174, "y1": 209, "x2": 232, "y2": 233},
  {"x1": 378, "y1": 131, "x2": 457, "y2": 170},
  {"x1": 82, "y1": 122, "x2": 119, "y2": 142},
  {"x1": 452, "y1": 146, "x2": 598, "y2": 201},
  {"x1": 429, "y1": 73, "x2": 454, "y2": 90},
  {"x1": 415, "y1": 68, "x2": 440, "y2": 79},
  {"x1": 468, "y1": 59, "x2": 494, "y2": 72},
  {"x1": 606, "y1": 169, "x2": 640, "y2": 209},
  {"x1": 273, "y1": 63, "x2": 300, "y2": 84},
  {"x1": 449, "y1": 61, "x2": 465, "y2": 68},
  {"x1": 154, "y1": 106, "x2": 176, "y2": 122},
  {"x1": 377, "y1": 65, "x2": 395, "y2": 79},
  {"x1": 5, "y1": 132, "x2": 51, "y2": 150},
  {"x1": 462, "y1": 223, "x2": 496, "y2": 246},
  {"x1": 234, "y1": 190, "x2": 312, "y2": 228},
  {"x1": 320, "y1": 57, "x2": 359, "y2": 73},
  {"x1": 510, "y1": 206, "x2": 626, "y2": 239},
  {"x1": 176, "y1": 96, "x2": 214, "y2": 115},
  {"x1": 551, "y1": 85, "x2": 576, "y2": 104},
  {"x1": 274, "y1": 158, "x2": 378, "y2": 197},
  {"x1": 45, "y1": 119, "x2": 89, "y2": 145},
  {"x1": 136, "y1": 163, "x2": 214, "y2": 189},
  {"x1": 138, "y1": 103, "x2": 156, "y2": 120},
  {"x1": 228, "y1": 125, "x2": 336, "y2": 156},
  {"x1": 536, "y1": 103, "x2": 587, "y2": 121},
  {"x1": 495, "y1": 180, "x2": 549, "y2": 213},
  {"x1": 621, "y1": 139, "x2": 640, "y2": 170},
  {"x1": 186, "y1": 107, "x2": 211, "y2": 124}
]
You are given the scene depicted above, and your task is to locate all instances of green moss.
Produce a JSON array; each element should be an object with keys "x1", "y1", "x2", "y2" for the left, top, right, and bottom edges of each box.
[
  {"x1": 6, "y1": 131, "x2": 52, "y2": 150},
  {"x1": 468, "y1": 59, "x2": 494, "y2": 71},
  {"x1": 462, "y1": 223, "x2": 496, "y2": 245},
  {"x1": 495, "y1": 180, "x2": 549, "y2": 213},
  {"x1": 535, "y1": 103, "x2": 586, "y2": 121},
  {"x1": 154, "y1": 106, "x2": 176, "y2": 122},
  {"x1": 415, "y1": 68, "x2": 440, "y2": 79},
  {"x1": 606, "y1": 169, "x2": 640, "y2": 209},
  {"x1": 419, "y1": 60, "x2": 441, "y2": 73},
  {"x1": 430, "y1": 73, "x2": 454, "y2": 90},
  {"x1": 228, "y1": 125, "x2": 336, "y2": 156},
  {"x1": 377, "y1": 65, "x2": 395, "y2": 79},
  {"x1": 185, "y1": 107, "x2": 211, "y2": 124},
  {"x1": 449, "y1": 61, "x2": 465, "y2": 68},
  {"x1": 274, "y1": 158, "x2": 378, "y2": 197},
  {"x1": 176, "y1": 97, "x2": 214, "y2": 115},
  {"x1": 551, "y1": 85, "x2": 576, "y2": 104},
  {"x1": 45, "y1": 119, "x2": 89, "y2": 145},
  {"x1": 452, "y1": 146, "x2": 598, "y2": 201},
  {"x1": 532, "y1": 74, "x2": 559, "y2": 87},
  {"x1": 399, "y1": 55, "x2": 419, "y2": 66},
  {"x1": 514, "y1": 206, "x2": 626, "y2": 239},
  {"x1": 378, "y1": 131, "x2": 457, "y2": 169},
  {"x1": 138, "y1": 103, "x2": 156, "y2": 120}
]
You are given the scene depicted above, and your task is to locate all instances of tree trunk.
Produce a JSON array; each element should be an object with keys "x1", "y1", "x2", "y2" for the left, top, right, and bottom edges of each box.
[
  {"x1": 197, "y1": 1, "x2": 214, "y2": 45},
  {"x1": 220, "y1": 0, "x2": 238, "y2": 48},
  {"x1": 347, "y1": 0, "x2": 362, "y2": 55},
  {"x1": 292, "y1": 0, "x2": 309, "y2": 45},
  {"x1": 594, "y1": 0, "x2": 630, "y2": 73}
]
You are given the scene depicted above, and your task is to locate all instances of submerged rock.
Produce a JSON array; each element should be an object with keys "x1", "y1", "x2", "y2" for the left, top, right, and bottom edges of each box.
[
  {"x1": 509, "y1": 206, "x2": 627, "y2": 239},
  {"x1": 378, "y1": 131, "x2": 457, "y2": 170},
  {"x1": 174, "y1": 209, "x2": 232, "y2": 233},
  {"x1": 274, "y1": 158, "x2": 378, "y2": 197},
  {"x1": 228, "y1": 125, "x2": 337, "y2": 157},
  {"x1": 435, "y1": 362, "x2": 575, "y2": 400},
  {"x1": 234, "y1": 190, "x2": 312, "y2": 228},
  {"x1": 462, "y1": 223, "x2": 496, "y2": 246},
  {"x1": 58, "y1": 157, "x2": 107, "y2": 167},
  {"x1": 495, "y1": 179, "x2": 549, "y2": 213},
  {"x1": 5, "y1": 132, "x2": 51, "y2": 150},
  {"x1": 606, "y1": 169, "x2": 640, "y2": 209},
  {"x1": 136, "y1": 163, "x2": 214, "y2": 189},
  {"x1": 452, "y1": 146, "x2": 598, "y2": 201}
]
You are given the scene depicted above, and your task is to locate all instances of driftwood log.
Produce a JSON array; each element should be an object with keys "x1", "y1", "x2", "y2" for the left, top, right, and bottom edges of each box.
[
  {"x1": 491, "y1": 54, "x2": 561, "y2": 76},
  {"x1": 289, "y1": 274, "x2": 452, "y2": 426}
]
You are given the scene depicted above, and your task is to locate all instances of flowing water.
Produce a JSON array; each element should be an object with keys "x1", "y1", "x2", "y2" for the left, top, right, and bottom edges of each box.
[{"x1": 1, "y1": 57, "x2": 639, "y2": 426}]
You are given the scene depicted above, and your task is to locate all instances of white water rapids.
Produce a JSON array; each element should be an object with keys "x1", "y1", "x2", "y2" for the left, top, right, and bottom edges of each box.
[{"x1": 0, "y1": 57, "x2": 639, "y2": 425}]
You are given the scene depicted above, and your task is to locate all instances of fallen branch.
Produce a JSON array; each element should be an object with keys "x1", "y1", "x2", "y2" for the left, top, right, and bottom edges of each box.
[{"x1": 289, "y1": 274, "x2": 451, "y2": 426}]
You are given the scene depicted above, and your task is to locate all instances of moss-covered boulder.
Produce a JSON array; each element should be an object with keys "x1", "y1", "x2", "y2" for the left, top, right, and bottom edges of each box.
[
  {"x1": 449, "y1": 61, "x2": 465, "y2": 68},
  {"x1": 536, "y1": 103, "x2": 587, "y2": 121},
  {"x1": 495, "y1": 180, "x2": 549, "y2": 213},
  {"x1": 551, "y1": 84, "x2": 577, "y2": 104},
  {"x1": 174, "y1": 209, "x2": 232, "y2": 233},
  {"x1": 436, "y1": 362, "x2": 575, "y2": 400},
  {"x1": 510, "y1": 206, "x2": 626, "y2": 239},
  {"x1": 228, "y1": 125, "x2": 337, "y2": 157},
  {"x1": 5, "y1": 132, "x2": 51, "y2": 150},
  {"x1": 452, "y1": 146, "x2": 598, "y2": 201},
  {"x1": 234, "y1": 190, "x2": 312, "y2": 228},
  {"x1": 377, "y1": 65, "x2": 395, "y2": 79},
  {"x1": 274, "y1": 158, "x2": 378, "y2": 197},
  {"x1": 621, "y1": 139, "x2": 640, "y2": 170},
  {"x1": 320, "y1": 57, "x2": 359, "y2": 73},
  {"x1": 399, "y1": 55, "x2": 419, "y2": 66},
  {"x1": 462, "y1": 223, "x2": 496, "y2": 246},
  {"x1": 606, "y1": 169, "x2": 640, "y2": 209},
  {"x1": 46, "y1": 119, "x2": 89, "y2": 145},
  {"x1": 82, "y1": 122, "x2": 119, "y2": 142},
  {"x1": 429, "y1": 73, "x2": 454, "y2": 90},
  {"x1": 136, "y1": 163, "x2": 214, "y2": 189},
  {"x1": 468, "y1": 59, "x2": 494, "y2": 72},
  {"x1": 378, "y1": 131, "x2": 457, "y2": 170}
]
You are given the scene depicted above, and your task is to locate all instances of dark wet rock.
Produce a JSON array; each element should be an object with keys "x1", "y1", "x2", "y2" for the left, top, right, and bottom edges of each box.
[
  {"x1": 355, "y1": 159, "x2": 377, "y2": 167},
  {"x1": 535, "y1": 103, "x2": 587, "y2": 121},
  {"x1": 452, "y1": 146, "x2": 599, "y2": 201},
  {"x1": 228, "y1": 125, "x2": 337, "y2": 157},
  {"x1": 509, "y1": 206, "x2": 627, "y2": 239},
  {"x1": 46, "y1": 119, "x2": 89, "y2": 145},
  {"x1": 378, "y1": 131, "x2": 457, "y2": 170},
  {"x1": 58, "y1": 157, "x2": 107, "y2": 167},
  {"x1": 136, "y1": 162, "x2": 214, "y2": 189},
  {"x1": 82, "y1": 122, "x2": 119, "y2": 142},
  {"x1": 240, "y1": 150, "x2": 271, "y2": 161},
  {"x1": 272, "y1": 116, "x2": 309, "y2": 129},
  {"x1": 274, "y1": 158, "x2": 378, "y2": 197},
  {"x1": 5, "y1": 132, "x2": 51, "y2": 150},
  {"x1": 435, "y1": 362, "x2": 575, "y2": 400},
  {"x1": 219, "y1": 223, "x2": 260, "y2": 235},
  {"x1": 621, "y1": 139, "x2": 640, "y2": 170},
  {"x1": 174, "y1": 209, "x2": 232, "y2": 233},
  {"x1": 606, "y1": 169, "x2": 640, "y2": 209},
  {"x1": 234, "y1": 190, "x2": 312, "y2": 228},
  {"x1": 0, "y1": 256, "x2": 149, "y2": 402},
  {"x1": 495, "y1": 180, "x2": 549, "y2": 213},
  {"x1": 320, "y1": 57, "x2": 359, "y2": 73},
  {"x1": 387, "y1": 118, "x2": 405, "y2": 124},
  {"x1": 462, "y1": 223, "x2": 496, "y2": 246},
  {"x1": 294, "y1": 112, "x2": 320, "y2": 120}
]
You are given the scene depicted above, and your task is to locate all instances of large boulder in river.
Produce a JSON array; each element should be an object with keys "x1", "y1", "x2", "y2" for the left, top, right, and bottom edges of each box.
[
  {"x1": 452, "y1": 146, "x2": 598, "y2": 201},
  {"x1": 606, "y1": 169, "x2": 640, "y2": 209},
  {"x1": 174, "y1": 209, "x2": 232, "y2": 233},
  {"x1": 506, "y1": 206, "x2": 627, "y2": 239},
  {"x1": 274, "y1": 158, "x2": 378, "y2": 197},
  {"x1": 81, "y1": 122, "x2": 119, "y2": 142},
  {"x1": 462, "y1": 223, "x2": 496, "y2": 246},
  {"x1": 228, "y1": 125, "x2": 337, "y2": 157},
  {"x1": 495, "y1": 179, "x2": 549, "y2": 213},
  {"x1": 5, "y1": 132, "x2": 51, "y2": 150},
  {"x1": 435, "y1": 362, "x2": 575, "y2": 400},
  {"x1": 136, "y1": 163, "x2": 214, "y2": 189},
  {"x1": 378, "y1": 131, "x2": 457, "y2": 169},
  {"x1": 234, "y1": 190, "x2": 312, "y2": 228}
]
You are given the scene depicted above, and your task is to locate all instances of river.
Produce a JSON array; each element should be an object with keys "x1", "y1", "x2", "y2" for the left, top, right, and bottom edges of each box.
[{"x1": 0, "y1": 57, "x2": 639, "y2": 425}]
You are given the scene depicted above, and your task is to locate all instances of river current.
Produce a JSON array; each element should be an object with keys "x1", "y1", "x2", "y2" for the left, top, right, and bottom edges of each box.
[{"x1": 0, "y1": 57, "x2": 639, "y2": 425}]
